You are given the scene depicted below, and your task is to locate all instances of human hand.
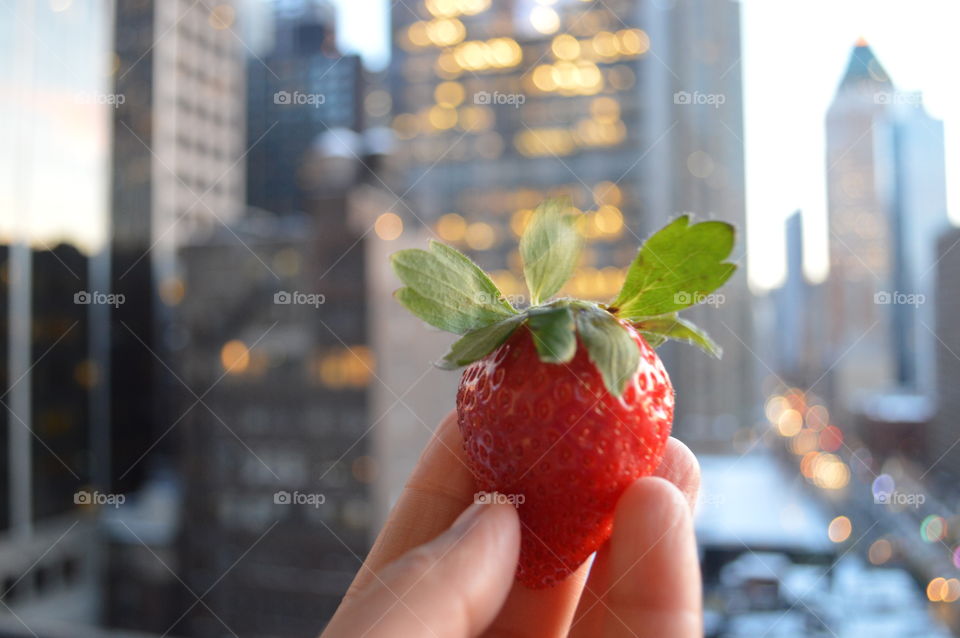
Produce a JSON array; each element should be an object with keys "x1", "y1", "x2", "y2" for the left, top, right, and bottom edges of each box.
[{"x1": 321, "y1": 411, "x2": 702, "y2": 637}]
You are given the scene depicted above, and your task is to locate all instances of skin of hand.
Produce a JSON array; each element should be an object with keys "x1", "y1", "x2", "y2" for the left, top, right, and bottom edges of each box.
[{"x1": 321, "y1": 411, "x2": 702, "y2": 638}]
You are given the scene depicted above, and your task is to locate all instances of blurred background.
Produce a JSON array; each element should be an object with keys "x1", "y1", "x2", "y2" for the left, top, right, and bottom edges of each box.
[{"x1": 1, "y1": 0, "x2": 959, "y2": 636}]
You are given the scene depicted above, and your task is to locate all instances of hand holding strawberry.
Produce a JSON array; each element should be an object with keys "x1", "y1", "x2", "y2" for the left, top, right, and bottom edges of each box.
[{"x1": 391, "y1": 201, "x2": 736, "y2": 588}]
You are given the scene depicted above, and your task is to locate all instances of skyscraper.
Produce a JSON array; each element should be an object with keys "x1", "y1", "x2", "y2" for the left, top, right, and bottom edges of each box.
[
  {"x1": 377, "y1": 0, "x2": 750, "y2": 470},
  {"x1": 111, "y1": 0, "x2": 246, "y2": 492},
  {"x1": 175, "y1": 3, "x2": 376, "y2": 633},
  {"x1": 0, "y1": 0, "x2": 113, "y2": 629},
  {"x1": 929, "y1": 227, "x2": 960, "y2": 485},
  {"x1": 246, "y1": 0, "x2": 364, "y2": 216},
  {"x1": 775, "y1": 211, "x2": 807, "y2": 383},
  {"x1": 825, "y1": 40, "x2": 949, "y2": 408}
]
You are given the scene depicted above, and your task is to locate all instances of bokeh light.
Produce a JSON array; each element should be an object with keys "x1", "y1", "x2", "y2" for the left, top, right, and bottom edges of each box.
[
  {"x1": 805, "y1": 404, "x2": 829, "y2": 430},
  {"x1": 872, "y1": 474, "x2": 895, "y2": 501},
  {"x1": 921, "y1": 515, "x2": 947, "y2": 543},
  {"x1": 777, "y1": 408, "x2": 803, "y2": 436},
  {"x1": 828, "y1": 516, "x2": 852, "y2": 543},
  {"x1": 868, "y1": 538, "x2": 893, "y2": 565},
  {"x1": 765, "y1": 395, "x2": 789, "y2": 423},
  {"x1": 375, "y1": 212, "x2": 404, "y2": 240},
  {"x1": 819, "y1": 425, "x2": 844, "y2": 452},
  {"x1": 928, "y1": 577, "x2": 946, "y2": 602},
  {"x1": 220, "y1": 340, "x2": 250, "y2": 374}
]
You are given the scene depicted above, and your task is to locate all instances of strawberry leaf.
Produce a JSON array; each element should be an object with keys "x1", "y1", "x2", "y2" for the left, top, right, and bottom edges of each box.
[
  {"x1": 520, "y1": 198, "x2": 583, "y2": 305},
  {"x1": 611, "y1": 215, "x2": 736, "y2": 320},
  {"x1": 392, "y1": 240, "x2": 518, "y2": 335},
  {"x1": 635, "y1": 314, "x2": 722, "y2": 358},
  {"x1": 574, "y1": 305, "x2": 639, "y2": 397},
  {"x1": 527, "y1": 305, "x2": 577, "y2": 363},
  {"x1": 437, "y1": 315, "x2": 525, "y2": 369}
]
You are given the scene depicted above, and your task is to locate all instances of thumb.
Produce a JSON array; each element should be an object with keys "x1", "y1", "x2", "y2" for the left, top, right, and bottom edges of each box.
[{"x1": 322, "y1": 501, "x2": 521, "y2": 638}]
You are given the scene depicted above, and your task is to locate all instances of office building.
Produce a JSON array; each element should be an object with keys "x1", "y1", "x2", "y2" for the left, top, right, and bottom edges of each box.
[
  {"x1": 929, "y1": 227, "x2": 960, "y2": 485},
  {"x1": 246, "y1": 0, "x2": 365, "y2": 215},
  {"x1": 825, "y1": 40, "x2": 949, "y2": 408},
  {"x1": 376, "y1": 0, "x2": 751, "y2": 484},
  {"x1": 111, "y1": 0, "x2": 246, "y2": 492}
]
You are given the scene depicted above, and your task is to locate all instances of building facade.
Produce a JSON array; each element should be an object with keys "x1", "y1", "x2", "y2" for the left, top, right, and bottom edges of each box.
[
  {"x1": 377, "y1": 0, "x2": 751, "y2": 482},
  {"x1": 246, "y1": 0, "x2": 364, "y2": 216},
  {"x1": 825, "y1": 41, "x2": 949, "y2": 409}
]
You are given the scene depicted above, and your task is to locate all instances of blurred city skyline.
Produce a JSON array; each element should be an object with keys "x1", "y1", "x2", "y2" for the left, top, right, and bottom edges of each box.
[
  {"x1": 312, "y1": 0, "x2": 960, "y2": 290},
  {"x1": 4, "y1": 0, "x2": 959, "y2": 292}
]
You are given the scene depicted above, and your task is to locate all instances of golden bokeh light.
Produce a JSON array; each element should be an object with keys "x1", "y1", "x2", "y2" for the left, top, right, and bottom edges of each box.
[
  {"x1": 220, "y1": 340, "x2": 250, "y2": 374},
  {"x1": 315, "y1": 346, "x2": 375, "y2": 389},
  {"x1": 425, "y1": 0, "x2": 490, "y2": 18},
  {"x1": 374, "y1": 212, "x2": 404, "y2": 240},
  {"x1": 465, "y1": 222, "x2": 496, "y2": 250},
  {"x1": 436, "y1": 213, "x2": 467, "y2": 241},
  {"x1": 777, "y1": 408, "x2": 803, "y2": 437},
  {"x1": 551, "y1": 34, "x2": 581, "y2": 60},
  {"x1": 434, "y1": 81, "x2": 465, "y2": 107},
  {"x1": 617, "y1": 28, "x2": 650, "y2": 55},
  {"x1": 428, "y1": 105, "x2": 458, "y2": 130},
  {"x1": 511, "y1": 209, "x2": 534, "y2": 237},
  {"x1": 593, "y1": 205, "x2": 623, "y2": 234},
  {"x1": 928, "y1": 577, "x2": 947, "y2": 602},
  {"x1": 828, "y1": 516, "x2": 852, "y2": 543}
]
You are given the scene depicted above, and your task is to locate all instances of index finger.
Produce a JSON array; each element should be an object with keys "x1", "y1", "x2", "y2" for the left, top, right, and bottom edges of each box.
[{"x1": 344, "y1": 411, "x2": 474, "y2": 595}]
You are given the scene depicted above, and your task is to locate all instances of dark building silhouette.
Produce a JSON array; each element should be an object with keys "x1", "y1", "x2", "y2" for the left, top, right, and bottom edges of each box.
[
  {"x1": 246, "y1": 0, "x2": 364, "y2": 216},
  {"x1": 174, "y1": 2, "x2": 375, "y2": 634},
  {"x1": 930, "y1": 227, "x2": 960, "y2": 485}
]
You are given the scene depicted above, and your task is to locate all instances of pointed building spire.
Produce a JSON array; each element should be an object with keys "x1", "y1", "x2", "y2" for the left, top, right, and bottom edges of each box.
[{"x1": 840, "y1": 38, "x2": 892, "y2": 89}]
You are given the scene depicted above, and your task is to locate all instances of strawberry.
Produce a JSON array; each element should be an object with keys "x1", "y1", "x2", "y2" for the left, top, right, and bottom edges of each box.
[{"x1": 391, "y1": 199, "x2": 736, "y2": 588}]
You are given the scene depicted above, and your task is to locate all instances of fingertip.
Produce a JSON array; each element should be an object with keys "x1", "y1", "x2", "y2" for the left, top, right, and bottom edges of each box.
[
  {"x1": 616, "y1": 475, "x2": 690, "y2": 532},
  {"x1": 654, "y1": 437, "x2": 701, "y2": 512}
]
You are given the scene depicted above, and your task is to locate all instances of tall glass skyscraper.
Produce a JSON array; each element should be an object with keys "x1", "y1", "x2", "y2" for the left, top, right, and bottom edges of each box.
[{"x1": 825, "y1": 41, "x2": 949, "y2": 408}]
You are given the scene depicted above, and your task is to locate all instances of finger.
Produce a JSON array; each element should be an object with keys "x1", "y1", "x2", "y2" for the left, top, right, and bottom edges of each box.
[
  {"x1": 598, "y1": 477, "x2": 702, "y2": 637},
  {"x1": 345, "y1": 411, "x2": 475, "y2": 595},
  {"x1": 653, "y1": 437, "x2": 701, "y2": 512},
  {"x1": 322, "y1": 502, "x2": 520, "y2": 638},
  {"x1": 344, "y1": 411, "x2": 592, "y2": 637},
  {"x1": 571, "y1": 437, "x2": 701, "y2": 636},
  {"x1": 480, "y1": 558, "x2": 593, "y2": 638}
]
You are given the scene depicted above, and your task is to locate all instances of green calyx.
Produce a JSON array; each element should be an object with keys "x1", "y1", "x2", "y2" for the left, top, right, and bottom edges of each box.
[{"x1": 390, "y1": 198, "x2": 737, "y2": 397}]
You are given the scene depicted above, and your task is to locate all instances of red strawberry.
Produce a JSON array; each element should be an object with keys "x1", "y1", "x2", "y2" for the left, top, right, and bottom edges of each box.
[
  {"x1": 457, "y1": 322, "x2": 674, "y2": 587},
  {"x1": 391, "y1": 199, "x2": 736, "y2": 588}
]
